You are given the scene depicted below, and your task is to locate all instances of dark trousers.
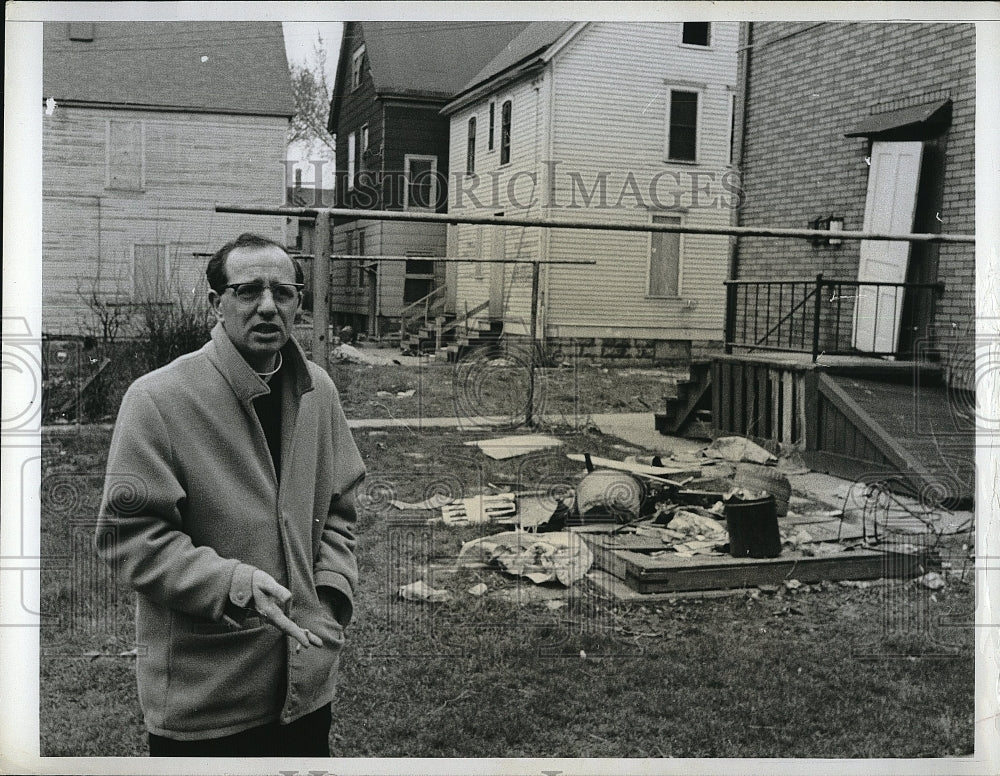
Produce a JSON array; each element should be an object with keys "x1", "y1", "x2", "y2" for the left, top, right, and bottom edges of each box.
[{"x1": 148, "y1": 703, "x2": 332, "y2": 757}]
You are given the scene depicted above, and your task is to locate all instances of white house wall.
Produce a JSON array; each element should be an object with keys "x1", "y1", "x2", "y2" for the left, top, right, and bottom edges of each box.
[
  {"x1": 447, "y1": 22, "x2": 739, "y2": 344},
  {"x1": 42, "y1": 106, "x2": 289, "y2": 335},
  {"x1": 448, "y1": 72, "x2": 550, "y2": 332}
]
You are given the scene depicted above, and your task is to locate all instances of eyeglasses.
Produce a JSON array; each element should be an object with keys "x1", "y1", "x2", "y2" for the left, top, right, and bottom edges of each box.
[{"x1": 223, "y1": 282, "x2": 304, "y2": 305}]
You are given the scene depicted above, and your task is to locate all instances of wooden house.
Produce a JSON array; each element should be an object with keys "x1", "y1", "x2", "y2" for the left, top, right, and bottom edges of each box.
[
  {"x1": 41, "y1": 21, "x2": 293, "y2": 335},
  {"x1": 327, "y1": 21, "x2": 529, "y2": 336},
  {"x1": 441, "y1": 21, "x2": 740, "y2": 363},
  {"x1": 689, "y1": 22, "x2": 976, "y2": 504}
]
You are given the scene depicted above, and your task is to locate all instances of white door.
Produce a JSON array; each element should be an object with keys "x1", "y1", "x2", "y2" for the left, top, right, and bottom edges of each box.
[{"x1": 852, "y1": 141, "x2": 923, "y2": 353}]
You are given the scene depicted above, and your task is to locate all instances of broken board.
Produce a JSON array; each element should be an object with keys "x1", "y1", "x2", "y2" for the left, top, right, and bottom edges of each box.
[{"x1": 582, "y1": 534, "x2": 935, "y2": 594}]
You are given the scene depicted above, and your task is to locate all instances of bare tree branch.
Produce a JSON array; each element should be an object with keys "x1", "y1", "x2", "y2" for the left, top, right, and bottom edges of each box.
[{"x1": 288, "y1": 33, "x2": 336, "y2": 156}]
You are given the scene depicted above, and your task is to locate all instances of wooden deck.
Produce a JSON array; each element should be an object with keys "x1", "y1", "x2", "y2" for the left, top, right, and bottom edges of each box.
[{"x1": 709, "y1": 353, "x2": 974, "y2": 505}]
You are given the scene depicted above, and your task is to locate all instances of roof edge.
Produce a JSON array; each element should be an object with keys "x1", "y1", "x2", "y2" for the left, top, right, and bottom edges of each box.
[
  {"x1": 441, "y1": 59, "x2": 547, "y2": 116},
  {"x1": 48, "y1": 99, "x2": 294, "y2": 119}
]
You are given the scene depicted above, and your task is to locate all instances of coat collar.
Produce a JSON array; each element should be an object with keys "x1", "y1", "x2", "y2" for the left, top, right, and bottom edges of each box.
[{"x1": 206, "y1": 322, "x2": 314, "y2": 403}]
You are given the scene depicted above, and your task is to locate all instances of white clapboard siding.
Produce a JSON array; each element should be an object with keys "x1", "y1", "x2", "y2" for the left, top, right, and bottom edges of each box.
[
  {"x1": 448, "y1": 74, "x2": 550, "y2": 318},
  {"x1": 42, "y1": 106, "x2": 288, "y2": 334},
  {"x1": 446, "y1": 21, "x2": 738, "y2": 341}
]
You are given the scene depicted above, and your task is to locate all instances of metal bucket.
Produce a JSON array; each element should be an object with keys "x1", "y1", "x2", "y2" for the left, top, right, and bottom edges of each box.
[{"x1": 725, "y1": 495, "x2": 781, "y2": 558}]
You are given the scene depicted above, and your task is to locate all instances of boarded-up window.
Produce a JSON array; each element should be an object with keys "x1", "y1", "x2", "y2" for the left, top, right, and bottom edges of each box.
[
  {"x1": 667, "y1": 90, "x2": 698, "y2": 162},
  {"x1": 107, "y1": 120, "x2": 143, "y2": 190},
  {"x1": 649, "y1": 216, "x2": 682, "y2": 297},
  {"x1": 682, "y1": 23, "x2": 710, "y2": 46},
  {"x1": 134, "y1": 244, "x2": 167, "y2": 301}
]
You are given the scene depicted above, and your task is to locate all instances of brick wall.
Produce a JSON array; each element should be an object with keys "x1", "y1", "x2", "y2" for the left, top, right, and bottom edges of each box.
[{"x1": 734, "y1": 22, "x2": 975, "y2": 379}]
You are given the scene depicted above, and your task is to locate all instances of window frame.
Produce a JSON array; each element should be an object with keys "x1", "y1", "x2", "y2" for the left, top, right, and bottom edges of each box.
[
  {"x1": 727, "y1": 90, "x2": 736, "y2": 167},
  {"x1": 403, "y1": 154, "x2": 439, "y2": 211},
  {"x1": 646, "y1": 213, "x2": 685, "y2": 299},
  {"x1": 500, "y1": 100, "x2": 512, "y2": 166},
  {"x1": 680, "y1": 22, "x2": 711, "y2": 48},
  {"x1": 351, "y1": 45, "x2": 366, "y2": 91},
  {"x1": 664, "y1": 86, "x2": 702, "y2": 163}
]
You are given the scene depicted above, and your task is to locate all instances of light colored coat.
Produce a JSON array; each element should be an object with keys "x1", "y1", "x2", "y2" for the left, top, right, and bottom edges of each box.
[{"x1": 98, "y1": 323, "x2": 365, "y2": 739}]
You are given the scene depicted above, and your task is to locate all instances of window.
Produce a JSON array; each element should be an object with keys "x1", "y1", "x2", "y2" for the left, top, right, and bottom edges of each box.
[
  {"x1": 107, "y1": 120, "x2": 143, "y2": 190},
  {"x1": 500, "y1": 100, "x2": 512, "y2": 165},
  {"x1": 666, "y1": 89, "x2": 699, "y2": 162},
  {"x1": 360, "y1": 124, "x2": 369, "y2": 171},
  {"x1": 648, "y1": 216, "x2": 682, "y2": 297},
  {"x1": 404, "y1": 154, "x2": 438, "y2": 210},
  {"x1": 133, "y1": 244, "x2": 167, "y2": 301},
  {"x1": 347, "y1": 131, "x2": 356, "y2": 190},
  {"x1": 404, "y1": 252, "x2": 436, "y2": 305},
  {"x1": 488, "y1": 102, "x2": 495, "y2": 150},
  {"x1": 466, "y1": 117, "x2": 477, "y2": 175},
  {"x1": 351, "y1": 45, "x2": 366, "y2": 91},
  {"x1": 682, "y1": 23, "x2": 710, "y2": 46}
]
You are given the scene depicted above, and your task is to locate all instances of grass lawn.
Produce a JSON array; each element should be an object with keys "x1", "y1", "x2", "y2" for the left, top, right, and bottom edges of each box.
[
  {"x1": 330, "y1": 358, "x2": 688, "y2": 420},
  {"x1": 38, "y1": 382, "x2": 976, "y2": 758}
]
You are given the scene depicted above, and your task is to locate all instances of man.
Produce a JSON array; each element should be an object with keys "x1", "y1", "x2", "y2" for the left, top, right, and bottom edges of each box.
[{"x1": 97, "y1": 233, "x2": 365, "y2": 756}]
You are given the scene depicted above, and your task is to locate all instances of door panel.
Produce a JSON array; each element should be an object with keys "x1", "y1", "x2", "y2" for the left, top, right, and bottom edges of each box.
[{"x1": 852, "y1": 141, "x2": 923, "y2": 353}]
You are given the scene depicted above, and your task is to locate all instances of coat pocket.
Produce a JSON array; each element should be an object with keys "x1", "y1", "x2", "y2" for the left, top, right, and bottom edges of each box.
[{"x1": 163, "y1": 620, "x2": 283, "y2": 733}]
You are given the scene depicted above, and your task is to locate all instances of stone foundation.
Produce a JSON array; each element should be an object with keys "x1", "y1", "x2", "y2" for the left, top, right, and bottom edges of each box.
[{"x1": 502, "y1": 334, "x2": 723, "y2": 366}]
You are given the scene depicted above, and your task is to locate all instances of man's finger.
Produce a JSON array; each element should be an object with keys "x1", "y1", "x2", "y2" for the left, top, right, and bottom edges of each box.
[{"x1": 261, "y1": 601, "x2": 313, "y2": 649}]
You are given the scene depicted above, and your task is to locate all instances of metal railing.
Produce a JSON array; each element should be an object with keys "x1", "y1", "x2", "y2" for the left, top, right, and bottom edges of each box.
[
  {"x1": 397, "y1": 285, "x2": 448, "y2": 345},
  {"x1": 724, "y1": 274, "x2": 945, "y2": 360}
]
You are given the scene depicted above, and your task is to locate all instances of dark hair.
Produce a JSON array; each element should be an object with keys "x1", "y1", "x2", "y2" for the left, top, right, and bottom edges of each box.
[{"x1": 206, "y1": 233, "x2": 304, "y2": 293}]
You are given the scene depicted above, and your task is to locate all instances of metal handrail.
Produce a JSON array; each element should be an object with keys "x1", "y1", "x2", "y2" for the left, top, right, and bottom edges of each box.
[
  {"x1": 724, "y1": 275, "x2": 946, "y2": 360},
  {"x1": 398, "y1": 285, "x2": 447, "y2": 340}
]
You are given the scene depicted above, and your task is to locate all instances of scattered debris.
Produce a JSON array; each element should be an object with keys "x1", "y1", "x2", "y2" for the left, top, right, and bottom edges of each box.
[
  {"x1": 567, "y1": 453, "x2": 692, "y2": 480},
  {"x1": 436, "y1": 494, "x2": 517, "y2": 525},
  {"x1": 516, "y1": 493, "x2": 572, "y2": 530},
  {"x1": 544, "y1": 600, "x2": 566, "y2": 610},
  {"x1": 465, "y1": 434, "x2": 563, "y2": 460},
  {"x1": 704, "y1": 436, "x2": 777, "y2": 465},
  {"x1": 398, "y1": 580, "x2": 452, "y2": 603},
  {"x1": 376, "y1": 388, "x2": 416, "y2": 398},
  {"x1": 733, "y1": 463, "x2": 792, "y2": 516},
  {"x1": 576, "y1": 469, "x2": 643, "y2": 521},
  {"x1": 467, "y1": 583, "x2": 489, "y2": 597},
  {"x1": 456, "y1": 530, "x2": 594, "y2": 586},
  {"x1": 783, "y1": 579, "x2": 803, "y2": 591},
  {"x1": 389, "y1": 494, "x2": 455, "y2": 511},
  {"x1": 333, "y1": 343, "x2": 400, "y2": 366},
  {"x1": 914, "y1": 571, "x2": 946, "y2": 590}
]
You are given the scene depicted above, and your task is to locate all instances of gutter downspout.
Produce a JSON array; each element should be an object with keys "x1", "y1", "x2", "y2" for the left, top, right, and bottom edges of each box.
[{"x1": 730, "y1": 21, "x2": 754, "y2": 283}]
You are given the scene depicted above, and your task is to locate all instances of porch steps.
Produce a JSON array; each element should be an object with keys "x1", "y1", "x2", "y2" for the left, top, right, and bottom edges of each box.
[
  {"x1": 445, "y1": 319, "x2": 504, "y2": 363},
  {"x1": 654, "y1": 360, "x2": 714, "y2": 439},
  {"x1": 403, "y1": 313, "x2": 457, "y2": 355}
]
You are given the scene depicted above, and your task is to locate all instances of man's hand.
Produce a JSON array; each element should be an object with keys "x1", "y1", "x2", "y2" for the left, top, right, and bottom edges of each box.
[{"x1": 251, "y1": 570, "x2": 323, "y2": 648}]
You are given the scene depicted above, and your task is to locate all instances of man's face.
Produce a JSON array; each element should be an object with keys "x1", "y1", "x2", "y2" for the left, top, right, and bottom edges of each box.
[{"x1": 209, "y1": 244, "x2": 300, "y2": 370}]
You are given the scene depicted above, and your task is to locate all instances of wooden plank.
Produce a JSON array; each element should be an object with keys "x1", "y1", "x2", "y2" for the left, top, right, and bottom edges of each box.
[
  {"x1": 617, "y1": 548, "x2": 927, "y2": 594},
  {"x1": 782, "y1": 371, "x2": 794, "y2": 445},
  {"x1": 770, "y1": 368, "x2": 781, "y2": 441},
  {"x1": 803, "y1": 371, "x2": 818, "y2": 451},
  {"x1": 757, "y1": 364, "x2": 768, "y2": 439},
  {"x1": 733, "y1": 362, "x2": 745, "y2": 436}
]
